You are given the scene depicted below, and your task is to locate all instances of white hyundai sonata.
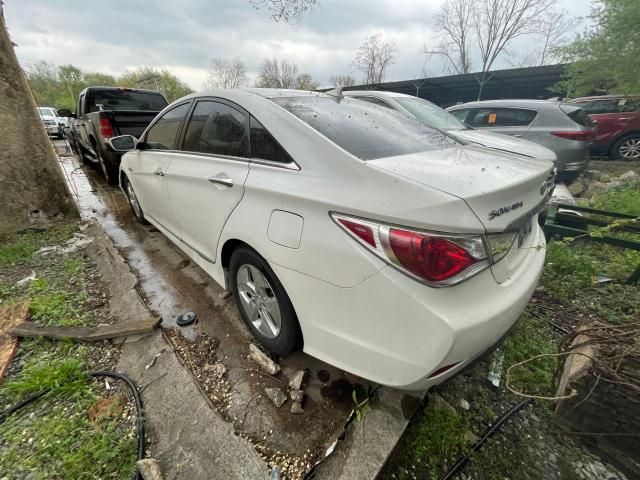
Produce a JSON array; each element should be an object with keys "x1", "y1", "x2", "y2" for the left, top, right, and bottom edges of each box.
[{"x1": 109, "y1": 88, "x2": 554, "y2": 390}]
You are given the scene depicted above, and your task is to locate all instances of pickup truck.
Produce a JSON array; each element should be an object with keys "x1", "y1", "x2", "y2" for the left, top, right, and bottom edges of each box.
[{"x1": 58, "y1": 87, "x2": 168, "y2": 184}]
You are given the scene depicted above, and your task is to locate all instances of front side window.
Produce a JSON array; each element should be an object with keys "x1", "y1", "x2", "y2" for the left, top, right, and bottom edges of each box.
[
  {"x1": 272, "y1": 96, "x2": 455, "y2": 161},
  {"x1": 469, "y1": 108, "x2": 537, "y2": 127},
  {"x1": 250, "y1": 116, "x2": 293, "y2": 163},
  {"x1": 145, "y1": 102, "x2": 190, "y2": 150},
  {"x1": 183, "y1": 101, "x2": 248, "y2": 157}
]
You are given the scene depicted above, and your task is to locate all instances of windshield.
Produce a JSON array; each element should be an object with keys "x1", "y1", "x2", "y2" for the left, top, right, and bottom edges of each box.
[
  {"x1": 394, "y1": 97, "x2": 467, "y2": 131},
  {"x1": 38, "y1": 107, "x2": 57, "y2": 117},
  {"x1": 272, "y1": 96, "x2": 456, "y2": 161},
  {"x1": 87, "y1": 90, "x2": 168, "y2": 112}
]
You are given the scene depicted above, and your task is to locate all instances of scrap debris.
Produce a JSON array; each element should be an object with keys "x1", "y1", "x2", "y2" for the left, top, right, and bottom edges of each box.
[
  {"x1": 265, "y1": 387, "x2": 287, "y2": 408},
  {"x1": 249, "y1": 343, "x2": 281, "y2": 375}
]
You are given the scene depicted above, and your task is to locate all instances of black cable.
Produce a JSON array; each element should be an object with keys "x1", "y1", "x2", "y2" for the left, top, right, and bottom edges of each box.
[
  {"x1": 0, "y1": 370, "x2": 144, "y2": 480},
  {"x1": 439, "y1": 398, "x2": 533, "y2": 480}
]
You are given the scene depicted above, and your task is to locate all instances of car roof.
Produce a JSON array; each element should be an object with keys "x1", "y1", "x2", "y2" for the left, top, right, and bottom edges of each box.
[
  {"x1": 568, "y1": 94, "x2": 631, "y2": 102},
  {"x1": 243, "y1": 88, "x2": 327, "y2": 99},
  {"x1": 447, "y1": 99, "x2": 560, "y2": 109}
]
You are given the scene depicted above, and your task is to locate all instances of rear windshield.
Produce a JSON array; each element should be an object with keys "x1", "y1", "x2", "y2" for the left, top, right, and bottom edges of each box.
[
  {"x1": 560, "y1": 104, "x2": 594, "y2": 127},
  {"x1": 271, "y1": 96, "x2": 456, "y2": 160},
  {"x1": 38, "y1": 107, "x2": 57, "y2": 117},
  {"x1": 87, "y1": 90, "x2": 168, "y2": 113},
  {"x1": 394, "y1": 97, "x2": 467, "y2": 131}
]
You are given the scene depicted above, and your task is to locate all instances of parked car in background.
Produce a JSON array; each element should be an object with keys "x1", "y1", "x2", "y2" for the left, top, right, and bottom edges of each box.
[
  {"x1": 447, "y1": 100, "x2": 594, "y2": 179},
  {"x1": 108, "y1": 89, "x2": 554, "y2": 390},
  {"x1": 37, "y1": 107, "x2": 63, "y2": 139},
  {"x1": 344, "y1": 90, "x2": 557, "y2": 167},
  {"x1": 58, "y1": 87, "x2": 169, "y2": 184},
  {"x1": 567, "y1": 95, "x2": 640, "y2": 160}
]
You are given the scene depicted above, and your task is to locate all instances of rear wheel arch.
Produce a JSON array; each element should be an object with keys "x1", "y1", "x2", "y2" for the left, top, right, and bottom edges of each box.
[{"x1": 610, "y1": 131, "x2": 640, "y2": 158}]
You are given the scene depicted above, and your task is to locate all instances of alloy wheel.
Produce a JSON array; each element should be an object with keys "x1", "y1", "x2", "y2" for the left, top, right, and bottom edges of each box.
[
  {"x1": 619, "y1": 138, "x2": 640, "y2": 160},
  {"x1": 236, "y1": 264, "x2": 282, "y2": 339}
]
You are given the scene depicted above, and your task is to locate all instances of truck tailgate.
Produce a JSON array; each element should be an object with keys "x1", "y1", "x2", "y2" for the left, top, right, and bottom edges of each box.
[{"x1": 110, "y1": 111, "x2": 161, "y2": 137}]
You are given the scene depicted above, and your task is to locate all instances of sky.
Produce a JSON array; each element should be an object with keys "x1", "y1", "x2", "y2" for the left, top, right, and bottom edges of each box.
[{"x1": 5, "y1": 0, "x2": 592, "y2": 89}]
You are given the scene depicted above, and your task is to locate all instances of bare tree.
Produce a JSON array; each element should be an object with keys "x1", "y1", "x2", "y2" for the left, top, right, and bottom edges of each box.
[
  {"x1": 536, "y1": 8, "x2": 580, "y2": 66},
  {"x1": 0, "y1": 5, "x2": 77, "y2": 233},
  {"x1": 352, "y1": 33, "x2": 398, "y2": 85},
  {"x1": 425, "y1": 0, "x2": 474, "y2": 74},
  {"x1": 256, "y1": 58, "x2": 298, "y2": 88},
  {"x1": 329, "y1": 74, "x2": 356, "y2": 87},
  {"x1": 250, "y1": 0, "x2": 317, "y2": 23},
  {"x1": 204, "y1": 57, "x2": 248, "y2": 89},
  {"x1": 473, "y1": 0, "x2": 556, "y2": 99}
]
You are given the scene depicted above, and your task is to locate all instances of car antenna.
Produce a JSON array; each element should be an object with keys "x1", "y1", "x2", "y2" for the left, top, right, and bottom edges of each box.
[{"x1": 325, "y1": 86, "x2": 344, "y2": 98}]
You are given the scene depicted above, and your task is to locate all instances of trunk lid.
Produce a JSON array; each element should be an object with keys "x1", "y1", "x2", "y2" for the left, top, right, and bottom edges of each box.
[
  {"x1": 368, "y1": 145, "x2": 553, "y2": 283},
  {"x1": 368, "y1": 145, "x2": 553, "y2": 232}
]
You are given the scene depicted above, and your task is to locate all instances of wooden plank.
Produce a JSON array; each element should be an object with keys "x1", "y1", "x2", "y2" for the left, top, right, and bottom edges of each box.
[
  {"x1": 0, "y1": 300, "x2": 31, "y2": 378},
  {"x1": 10, "y1": 317, "x2": 161, "y2": 342}
]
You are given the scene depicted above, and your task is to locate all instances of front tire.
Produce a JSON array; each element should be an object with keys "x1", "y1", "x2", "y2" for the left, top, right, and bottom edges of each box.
[
  {"x1": 611, "y1": 134, "x2": 640, "y2": 160},
  {"x1": 123, "y1": 176, "x2": 149, "y2": 225},
  {"x1": 230, "y1": 247, "x2": 301, "y2": 356}
]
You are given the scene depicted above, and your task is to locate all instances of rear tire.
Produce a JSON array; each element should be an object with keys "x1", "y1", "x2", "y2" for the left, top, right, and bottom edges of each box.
[
  {"x1": 611, "y1": 134, "x2": 640, "y2": 160},
  {"x1": 230, "y1": 247, "x2": 302, "y2": 356},
  {"x1": 123, "y1": 176, "x2": 149, "y2": 225},
  {"x1": 97, "y1": 148, "x2": 119, "y2": 185}
]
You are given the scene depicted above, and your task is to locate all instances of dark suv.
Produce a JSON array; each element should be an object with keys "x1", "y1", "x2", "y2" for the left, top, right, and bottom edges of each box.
[{"x1": 568, "y1": 95, "x2": 640, "y2": 160}]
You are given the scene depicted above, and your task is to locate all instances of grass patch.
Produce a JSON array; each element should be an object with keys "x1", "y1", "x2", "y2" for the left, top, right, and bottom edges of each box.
[
  {"x1": 0, "y1": 223, "x2": 76, "y2": 266},
  {"x1": 390, "y1": 403, "x2": 470, "y2": 480},
  {"x1": 0, "y1": 358, "x2": 89, "y2": 400},
  {"x1": 543, "y1": 241, "x2": 598, "y2": 300},
  {"x1": 0, "y1": 361, "x2": 137, "y2": 480},
  {"x1": 502, "y1": 312, "x2": 557, "y2": 397},
  {"x1": 590, "y1": 180, "x2": 640, "y2": 215},
  {"x1": 0, "y1": 220, "x2": 137, "y2": 479}
]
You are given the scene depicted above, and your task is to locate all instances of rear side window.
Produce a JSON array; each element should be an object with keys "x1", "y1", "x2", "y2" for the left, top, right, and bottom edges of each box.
[
  {"x1": 560, "y1": 105, "x2": 594, "y2": 127},
  {"x1": 183, "y1": 101, "x2": 248, "y2": 157},
  {"x1": 468, "y1": 108, "x2": 537, "y2": 127},
  {"x1": 249, "y1": 116, "x2": 293, "y2": 163},
  {"x1": 272, "y1": 96, "x2": 455, "y2": 161},
  {"x1": 146, "y1": 102, "x2": 190, "y2": 150},
  {"x1": 87, "y1": 90, "x2": 168, "y2": 112}
]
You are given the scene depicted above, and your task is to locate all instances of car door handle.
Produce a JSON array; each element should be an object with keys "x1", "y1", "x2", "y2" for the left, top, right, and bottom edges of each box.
[
  {"x1": 208, "y1": 176, "x2": 233, "y2": 187},
  {"x1": 510, "y1": 134, "x2": 522, "y2": 138},
  {"x1": 153, "y1": 168, "x2": 165, "y2": 176},
  {"x1": 619, "y1": 117, "x2": 630, "y2": 121}
]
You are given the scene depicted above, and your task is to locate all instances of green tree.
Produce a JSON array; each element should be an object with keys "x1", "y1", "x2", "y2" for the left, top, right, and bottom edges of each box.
[
  {"x1": 554, "y1": 0, "x2": 640, "y2": 97},
  {"x1": 119, "y1": 67, "x2": 193, "y2": 102},
  {"x1": 58, "y1": 64, "x2": 84, "y2": 110},
  {"x1": 295, "y1": 73, "x2": 319, "y2": 90}
]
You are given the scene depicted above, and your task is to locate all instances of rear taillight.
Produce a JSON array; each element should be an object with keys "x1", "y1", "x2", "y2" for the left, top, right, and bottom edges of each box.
[
  {"x1": 388, "y1": 229, "x2": 474, "y2": 282},
  {"x1": 331, "y1": 213, "x2": 490, "y2": 286},
  {"x1": 99, "y1": 118, "x2": 114, "y2": 138},
  {"x1": 550, "y1": 130, "x2": 593, "y2": 142}
]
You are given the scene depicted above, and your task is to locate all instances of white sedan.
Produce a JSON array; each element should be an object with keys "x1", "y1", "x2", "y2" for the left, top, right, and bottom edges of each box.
[{"x1": 109, "y1": 89, "x2": 553, "y2": 390}]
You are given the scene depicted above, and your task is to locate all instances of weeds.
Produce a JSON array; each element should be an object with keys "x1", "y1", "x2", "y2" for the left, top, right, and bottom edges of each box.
[
  {"x1": 590, "y1": 180, "x2": 640, "y2": 215},
  {"x1": 0, "y1": 358, "x2": 89, "y2": 400}
]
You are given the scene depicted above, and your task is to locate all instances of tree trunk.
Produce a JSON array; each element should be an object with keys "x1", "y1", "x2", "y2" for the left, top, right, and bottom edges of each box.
[{"x1": 0, "y1": 4, "x2": 77, "y2": 233}]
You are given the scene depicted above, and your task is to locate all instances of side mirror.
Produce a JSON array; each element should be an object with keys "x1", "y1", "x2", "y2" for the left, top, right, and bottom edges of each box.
[
  {"x1": 107, "y1": 135, "x2": 137, "y2": 152},
  {"x1": 57, "y1": 108, "x2": 75, "y2": 118}
]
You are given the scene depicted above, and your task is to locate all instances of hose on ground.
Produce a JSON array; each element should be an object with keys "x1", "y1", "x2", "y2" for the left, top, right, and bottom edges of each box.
[
  {"x1": 0, "y1": 370, "x2": 145, "y2": 480},
  {"x1": 439, "y1": 397, "x2": 533, "y2": 480}
]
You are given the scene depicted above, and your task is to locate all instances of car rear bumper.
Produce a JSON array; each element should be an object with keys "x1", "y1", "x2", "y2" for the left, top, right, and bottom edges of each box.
[
  {"x1": 271, "y1": 224, "x2": 546, "y2": 390},
  {"x1": 45, "y1": 125, "x2": 59, "y2": 135}
]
